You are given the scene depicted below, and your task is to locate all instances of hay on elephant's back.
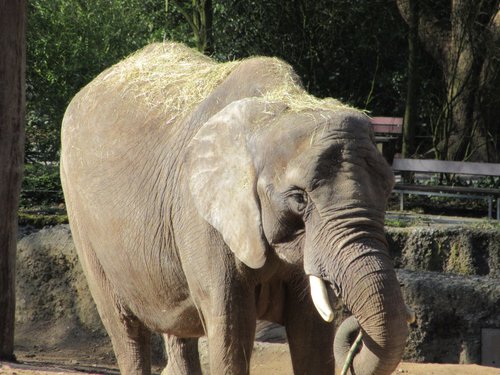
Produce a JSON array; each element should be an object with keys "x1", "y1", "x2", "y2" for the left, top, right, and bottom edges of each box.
[
  {"x1": 87, "y1": 43, "x2": 240, "y2": 121},
  {"x1": 87, "y1": 42, "x2": 352, "y2": 121}
]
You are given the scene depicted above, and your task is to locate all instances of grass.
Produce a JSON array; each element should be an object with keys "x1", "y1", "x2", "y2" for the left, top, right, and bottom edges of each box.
[
  {"x1": 384, "y1": 215, "x2": 434, "y2": 228},
  {"x1": 469, "y1": 220, "x2": 500, "y2": 230},
  {"x1": 18, "y1": 209, "x2": 68, "y2": 228},
  {"x1": 384, "y1": 218, "x2": 410, "y2": 228}
]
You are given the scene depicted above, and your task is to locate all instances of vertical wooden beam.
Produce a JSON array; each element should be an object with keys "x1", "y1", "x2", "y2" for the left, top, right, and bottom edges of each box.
[{"x1": 0, "y1": 0, "x2": 26, "y2": 360}]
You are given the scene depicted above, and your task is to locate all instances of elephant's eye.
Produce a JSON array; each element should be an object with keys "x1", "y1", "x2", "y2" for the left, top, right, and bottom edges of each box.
[
  {"x1": 292, "y1": 193, "x2": 306, "y2": 204},
  {"x1": 287, "y1": 190, "x2": 308, "y2": 215}
]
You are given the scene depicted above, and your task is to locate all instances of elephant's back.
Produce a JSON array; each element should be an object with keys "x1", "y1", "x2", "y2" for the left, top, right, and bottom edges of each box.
[
  {"x1": 63, "y1": 42, "x2": 240, "y2": 138},
  {"x1": 61, "y1": 43, "x2": 242, "y2": 175}
]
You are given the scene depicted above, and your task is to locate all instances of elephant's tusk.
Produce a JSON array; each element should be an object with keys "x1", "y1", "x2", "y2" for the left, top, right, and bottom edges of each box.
[
  {"x1": 309, "y1": 275, "x2": 334, "y2": 322},
  {"x1": 406, "y1": 305, "x2": 416, "y2": 324}
]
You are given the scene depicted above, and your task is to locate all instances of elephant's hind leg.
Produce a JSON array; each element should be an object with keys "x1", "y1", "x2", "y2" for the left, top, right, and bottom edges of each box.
[
  {"x1": 73, "y1": 229, "x2": 152, "y2": 374},
  {"x1": 162, "y1": 335, "x2": 201, "y2": 375}
]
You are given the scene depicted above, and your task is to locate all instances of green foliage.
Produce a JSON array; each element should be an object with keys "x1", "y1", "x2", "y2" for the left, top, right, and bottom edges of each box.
[
  {"x1": 24, "y1": 0, "x2": 417, "y2": 210},
  {"x1": 25, "y1": 0, "x2": 171, "y2": 207},
  {"x1": 21, "y1": 163, "x2": 63, "y2": 207},
  {"x1": 26, "y1": 0, "x2": 169, "y2": 163},
  {"x1": 212, "y1": 0, "x2": 408, "y2": 113}
]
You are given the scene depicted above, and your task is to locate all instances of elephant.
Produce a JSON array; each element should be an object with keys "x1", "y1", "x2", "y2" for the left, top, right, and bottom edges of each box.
[{"x1": 60, "y1": 42, "x2": 412, "y2": 375}]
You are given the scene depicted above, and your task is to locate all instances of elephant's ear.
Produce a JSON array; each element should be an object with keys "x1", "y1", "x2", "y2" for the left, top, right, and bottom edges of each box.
[{"x1": 187, "y1": 99, "x2": 282, "y2": 269}]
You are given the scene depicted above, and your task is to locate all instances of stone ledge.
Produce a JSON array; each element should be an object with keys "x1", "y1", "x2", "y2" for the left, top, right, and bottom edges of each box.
[{"x1": 387, "y1": 226, "x2": 500, "y2": 277}]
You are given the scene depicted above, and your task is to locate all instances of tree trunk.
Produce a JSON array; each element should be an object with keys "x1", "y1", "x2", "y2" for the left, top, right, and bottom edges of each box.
[
  {"x1": 478, "y1": 10, "x2": 500, "y2": 160},
  {"x1": 171, "y1": 0, "x2": 213, "y2": 55},
  {"x1": 0, "y1": 0, "x2": 26, "y2": 360},
  {"x1": 203, "y1": 0, "x2": 213, "y2": 55},
  {"x1": 402, "y1": 0, "x2": 419, "y2": 158},
  {"x1": 396, "y1": 0, "x2": 499, "y2": 161},
  {"x1": 445, "y1": 0, "x2": 487, "y2": 161}
]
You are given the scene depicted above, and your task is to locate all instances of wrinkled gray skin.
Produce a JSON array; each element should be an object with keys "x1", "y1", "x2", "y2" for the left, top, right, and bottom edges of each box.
[{"x1": 61, "y1": 53, "x2": 409, "y2": 375}]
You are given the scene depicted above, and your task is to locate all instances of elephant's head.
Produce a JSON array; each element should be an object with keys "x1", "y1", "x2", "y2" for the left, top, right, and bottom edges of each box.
[{"x1": 188, "y1": 98, "x2": 410, "y2": 375}]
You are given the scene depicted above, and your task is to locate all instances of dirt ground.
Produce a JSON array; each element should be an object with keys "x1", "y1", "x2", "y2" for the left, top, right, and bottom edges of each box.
[{"x1": 1, "y1": 343, "x2": 499, "y2": 375}]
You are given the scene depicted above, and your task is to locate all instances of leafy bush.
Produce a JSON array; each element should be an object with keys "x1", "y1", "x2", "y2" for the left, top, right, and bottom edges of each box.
[{"x1": 21, "y1": 163, "x2": 63, "y2": 207}]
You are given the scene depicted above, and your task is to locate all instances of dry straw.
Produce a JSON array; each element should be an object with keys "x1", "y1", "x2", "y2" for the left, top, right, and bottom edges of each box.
[{"x1": 87, "y1": 42, "x2": 352, "y2": 121}]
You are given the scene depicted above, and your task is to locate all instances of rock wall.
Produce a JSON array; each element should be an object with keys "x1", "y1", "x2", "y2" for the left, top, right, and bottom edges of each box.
[
  {"x1": 398, "y1": 270, "x2": 500, "y2": 364},
  {"x1": 15, "y1": 226, "x2": 110, "y2": 355},
  {"x1": 14, "y1": 224, "x2": 500, "y2": 366},
  {"x1": 15, "y1": 225, "x2": 166, "y2": 364},
  {"x1": 386, "y1": 225, "x2": 499, "y2": 365}
]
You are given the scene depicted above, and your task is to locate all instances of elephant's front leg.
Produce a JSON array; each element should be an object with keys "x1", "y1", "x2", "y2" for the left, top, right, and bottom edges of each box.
[
  {"x1": 162, "y1": 335, "x2": 201, "y2": 375},
  {"x1": 203, "y1": 281, "x2": 257, "y2": 375},
  {"x1": 284, "y1": 277, "x2": 335, "y2": 375}
]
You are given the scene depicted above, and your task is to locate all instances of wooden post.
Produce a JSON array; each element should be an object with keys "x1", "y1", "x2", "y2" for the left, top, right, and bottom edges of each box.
[{"x1": 0, "y1": 0, "x2": 26, "y2": 360}]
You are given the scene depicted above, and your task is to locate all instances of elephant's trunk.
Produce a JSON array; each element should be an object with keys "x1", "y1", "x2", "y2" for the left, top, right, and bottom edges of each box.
[
  {"x1": 307, "y1": 239, "x2": 409, "y2": 375},
  {"x1": 334, "y1": 252, "x2": 408, "y2": 375}
]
